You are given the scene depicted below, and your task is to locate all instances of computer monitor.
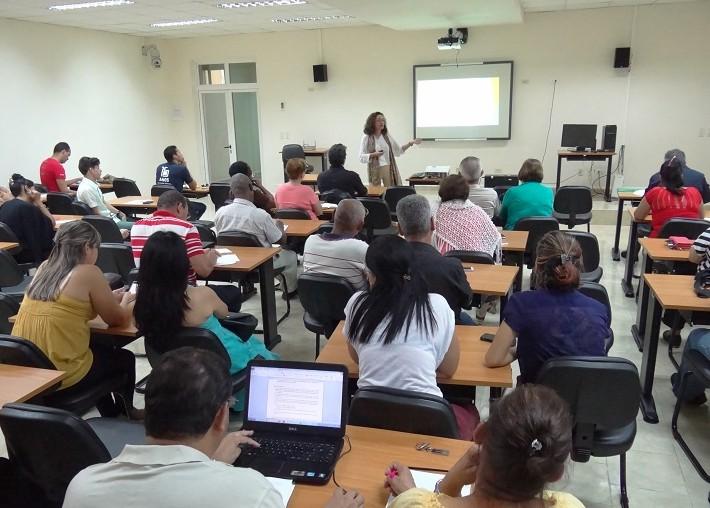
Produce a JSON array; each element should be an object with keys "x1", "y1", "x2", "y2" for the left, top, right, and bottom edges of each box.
[{"x1": 561, "y1": 124, "x2": 597, "y2": 151}]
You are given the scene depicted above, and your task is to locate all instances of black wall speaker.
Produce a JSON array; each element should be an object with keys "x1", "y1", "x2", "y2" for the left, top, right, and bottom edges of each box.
[
  {"x1": 602, "y1": 125, "x2": 617, "y2": 151},
  {"x1": 313, "y1": 64, "x2": 328, "y2": 82},
  {"x1": 614, "y1": 47, "x2": 630, "y2": 68}
]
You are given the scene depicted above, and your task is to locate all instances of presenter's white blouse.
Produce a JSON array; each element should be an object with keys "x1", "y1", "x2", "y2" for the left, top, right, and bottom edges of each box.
[{"x1": 359, "y1": 133, "x2": 405, "y2": 168}]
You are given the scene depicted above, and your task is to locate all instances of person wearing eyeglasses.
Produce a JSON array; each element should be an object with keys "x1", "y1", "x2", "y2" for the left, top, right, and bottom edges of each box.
[{"x1": 458, "y1": 156, "x2": 499, "y2": 218}]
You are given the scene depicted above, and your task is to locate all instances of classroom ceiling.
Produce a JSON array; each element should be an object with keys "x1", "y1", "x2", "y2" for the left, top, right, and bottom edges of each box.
[{"x1": 0, "y1": 0, "x2": 703, "y2": 38}]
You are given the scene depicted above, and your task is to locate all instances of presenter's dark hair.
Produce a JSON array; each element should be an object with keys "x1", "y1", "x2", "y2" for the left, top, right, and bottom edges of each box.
[
  {"x1": 53, "y1": 142, "x2": 70, "y2": 154},
  {"x1": 135, "y1": 231, "x2": 190, "y2": 348},
  {"x1": 8, "y1": 174, "x2": 33, "y2": 197},
  {"x1": 163, "y1": 145, "x2": 179, "y2": 163},
  {"x1": 518, "y1": 159, "x2": 544, "y2": 183},
  {"x1": 328, "y1": 144, "x2": 347, "y2": 166},
  {"x1": 659, "y1": 158, "x2": 684, "y2": 197},
  {"x1": 145, "y1": 347, "x2": 232, "y2": 440},
  {"x1": 347, "y1": 235, "x2": 435, "y2": 346},
  {"x1": 438, "y1": 174, "x2": 470, "y2": 202},
  {"x1": 363, "y1": 111, "x2": 387, "y2": 135},
  {"x1": 229, "y1": 160, "x2": 252, "y2": 177},
  {"x1": 78, "y1": 157, "x2": 100, "y2": 176}
]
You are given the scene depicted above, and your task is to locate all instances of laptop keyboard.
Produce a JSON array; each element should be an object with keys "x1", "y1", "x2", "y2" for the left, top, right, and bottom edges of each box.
[{"x1": 242, "y1": 437, "x2": 338, "y2": 464}]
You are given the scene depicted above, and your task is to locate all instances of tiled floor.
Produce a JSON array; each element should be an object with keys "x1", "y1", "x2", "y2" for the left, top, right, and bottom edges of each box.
[{"x1": 2, "y1": 194, "x2": 708, "y2": 507}]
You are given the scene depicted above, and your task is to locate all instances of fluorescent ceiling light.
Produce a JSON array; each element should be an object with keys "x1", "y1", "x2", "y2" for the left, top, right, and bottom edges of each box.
[
  {"x1": 219, "y1": 0, "x2": 306, "y2": 7},
  {"x1": 272, "y1": 14, "x2": 353, "y2": 23},
  {"x1": 150, "y1": 18, "x2": 219, "y2": 28},
  {"x1": 49, "y1": 0, "x2": 133, "y2": 10}
]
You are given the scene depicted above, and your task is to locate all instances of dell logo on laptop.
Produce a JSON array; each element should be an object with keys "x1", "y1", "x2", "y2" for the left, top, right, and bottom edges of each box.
[{"x1": 288, "y1": 426, "x2": 298, "y2": 432}]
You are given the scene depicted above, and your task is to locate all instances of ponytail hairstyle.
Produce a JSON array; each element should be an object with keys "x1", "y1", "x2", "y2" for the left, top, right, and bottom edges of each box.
[
  {"x1": 134, "y1": 231, "x2": 190, "y2": 348},
  {"x1": 8, "y1": 173, "x2": 33, "y2": 197},
  {"x1": 659, "y1": 156, "x2": 684, "y2": 196},
  {"x1": 477, "y1": 385, "x2": 573, "y2": 502},
  {"x1": 534, "y1": 231, "x2": 583, "y2": 291},
  {"x1": 347, "y1": 235, "x2": 435, "y2": 345}
]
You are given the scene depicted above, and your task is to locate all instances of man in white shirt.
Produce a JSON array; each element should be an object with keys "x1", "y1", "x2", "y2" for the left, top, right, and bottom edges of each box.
[
  {"x1": 303, "y1": 199, "x2": 369, "y2": 291},
  {"x1": 76, "y1": 156, "x2": 133, "y2": 237},
  {"x1": 215, "y1": 174, "x2": 298, "y2": 298},
  {"x1": 458, "y1": 156, "x2": 499, "y2": 218},
  {"x1": 63, "y1": 347, "x2": 364, "y2": 508}
]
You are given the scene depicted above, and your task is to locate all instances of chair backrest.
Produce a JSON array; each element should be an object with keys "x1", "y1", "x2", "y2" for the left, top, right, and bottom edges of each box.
[
  {"x1": 71, "y1": 201, "x2": 93, "y2": 216},
  {"x1": 0, "y1": 334, "x2": 56, "y2": 370},
  {"x1": 151, "y1": 184, "x2": 175, "y2": 197},
  {"x1": 444, "y1": 250, "x2": 495, "y2": 265},
  {"x1": 0, "y1": 403, "x2": 111, "y2": 503},
  {"x1": 274, "y1": 208, "x2": 310, "y2": 220},
  {"x1": 216, "y1": 230, "x2": 261, "y2": 247},
  {"x1": 348, "y1": 386, "x2": 459, "y2": 439},
  {"x1": 316, "y1": 223, "x2": 334, "y2": 235},
  {"x1": 494, "y1": 185, "x2": 514, "y2": 200},
  {"x1": 0, "y1": 295, "x2": 20, "y2": 335},
  {"x1": 82, "y1": 215, "x2": 124, "y2": 243},
  {"x1": 0, "y1": 250, "x2": 25, "y2": 288},
  {"x1": 383, "y1": 186, "x2": 416, "y2": 215},
  {"x1": 578, "y1": 282, "x2": 612, "y2": 321},
  {"x1": 95, "y1": 244, "x2": 135, "y2": 283},
  {"x1": 554, "y1": 186, "x2": 593, "y2": 216},
  {"x1": 536, "y1": 356, "x2": 640, "y2": 462},
  {"x1": 144, "y1": 327, "x2": 230, "y2": 364},
  {"x1": 45, "y1": 192, "x2": 75, "y2": 215},
  {"x1": 319, "y1": 189, "x2": 351, "y2": 204},
  {"x1": 0, "y1": 222, "x2": 22, "y2": 256},
  {"x1": 282, "y1": 144, "x2": 306, "y2": 166},
  {"x1": 209, "y1": 183, "x2": 231, "y2": 210},
  {"x1": 111, "y1": 178, "x2": 141, "y2": 198},
  {"x1": 564, "y1": 231, "x2": 601, "y2": 272},
  {"x1": 193, "y1": 222, "x2": 216, "y2": 248},
  {"x1": 298, "y1": 273, "x2": 355, "y2": 336},
  {"x1": 658, "y1": 218, "x2": 709, "y2": 240},
  {"x1": 515, "y1": 216, "x2": 560, "y2": 265},
  {"x1": 357, "y1": 197, "x2": 392, "y2": 241}
]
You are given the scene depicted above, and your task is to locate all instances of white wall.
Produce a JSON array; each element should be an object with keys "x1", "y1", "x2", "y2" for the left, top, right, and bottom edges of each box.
[
  {"x1": 0, "y1": 18, "x2": 169, "y2": 193},
  {"x1": 153, "y1": 1, "x2": 710, "y2": 191}
]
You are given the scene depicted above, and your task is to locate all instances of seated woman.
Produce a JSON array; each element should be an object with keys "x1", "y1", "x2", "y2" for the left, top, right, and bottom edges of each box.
[
  {"x1": 434, "y1": 174, "x2": 502, "y2": 261},
  {"x1": 485, "y1": 231, "x2": 608, "y2": 383},
  {"x1": 0, "y1": 173, "x2": 55, "y2": 264},
  {"x1": 12, "y1": 221, "x2": 140, "y2": 418},
  {"x1": 275, "y1": 158, "x2": 322, "y2": 219},
  {"x1": 385, "y1": 384, "x2": 584, "y2": 508},
  {"x1": 499, "y1": 159, "x2": 554, "y2": 230},
  {"x1": 344, "y1": 235, "x2": 479, "y2": 439},
  {"x1": 134, "y1": 231, "x2": 276, "y2": 410},
  {"x1": 634, "y1": 157, "x2": 703, "y2": 237}
]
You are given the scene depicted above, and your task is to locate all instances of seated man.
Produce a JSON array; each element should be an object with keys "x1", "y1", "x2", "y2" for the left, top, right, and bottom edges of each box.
[
  {"x1": 76, "y1": 156, "x2": 132, "y2": 238},
  {"x1": 303, "y1": 199, "x2": 369, "y2": 290},
  {"x1": 228, "y1": 161, "x2": 276, "y2": 213},
  {"x1": 131, "y1": 190, "x2": 241, "y2": 312},
  {"x1": 646, "y1": 148, "x2": 710, "y2": 202},
  {"x1": 156, "y1": 145, "x2": 206, "y2": 220},
  {"x1": 317, "y1": 144, "x2": 367, "y2": 198},
  {"x1": 215, "y1": 174, "x2": 298, "y2": 299},
  {"x1": 458, "y1": 156, "x2": 499, "y2": 218},
  {"x1": 39, "y1": 141, "x2": 80, "y2": 194},
  {"x1": 396, "y1": 194, "x2": 474, "y2": 325},
  {"x1": 63, "y1": 348, "x2": 364, "y2": 508}
]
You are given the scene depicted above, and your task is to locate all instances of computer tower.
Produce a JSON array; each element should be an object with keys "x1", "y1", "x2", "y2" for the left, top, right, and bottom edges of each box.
[{"x1": 602, "y1": 125, "x2": 617, "y2": 151}]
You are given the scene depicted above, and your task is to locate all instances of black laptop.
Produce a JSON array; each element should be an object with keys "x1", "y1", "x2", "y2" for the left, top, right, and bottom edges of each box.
[{"x1": 235, "y1": 360, "x2": 348, "y2": 485}]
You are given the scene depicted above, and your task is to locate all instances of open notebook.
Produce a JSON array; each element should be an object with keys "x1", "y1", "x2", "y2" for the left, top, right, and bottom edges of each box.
[{"x1": 215, "y1": 248, "x2": 239, "y2": 266}]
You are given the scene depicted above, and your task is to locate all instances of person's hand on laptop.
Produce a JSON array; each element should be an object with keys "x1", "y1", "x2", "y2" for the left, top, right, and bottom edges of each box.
[
  {"x1": 324, "y1": 488, "x2": 364, "y2": 508},
  {"x1": 212, "y1": 430, "x2": 260, "y2": 464}
]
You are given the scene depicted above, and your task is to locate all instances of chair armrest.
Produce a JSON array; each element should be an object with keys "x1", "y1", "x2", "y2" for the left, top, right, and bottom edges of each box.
[{"x1": 219, "y1": 313, "x2": 258, "y2": 341}]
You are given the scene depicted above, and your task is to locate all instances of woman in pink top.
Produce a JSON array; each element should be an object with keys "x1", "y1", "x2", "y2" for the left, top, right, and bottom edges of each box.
[{"x1": 275, "y1": 158, "x2": 322, "y2": 219}]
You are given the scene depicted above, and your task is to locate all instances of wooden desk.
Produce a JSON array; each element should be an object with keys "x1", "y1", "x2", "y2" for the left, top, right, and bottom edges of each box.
[
  {"x1": 463, "y1": 263, "x2": 518, "y2": 322},
  {"x1": 182, "y1": 186, "x2": 210, "y2": 198},
  {"x1": 407, "y1": 176, "x2": 443, "y2": 188},
  {"x1": 110, "y1": 196, "x2": 158, "y2": 213},
  {"x1": 8, "y1": 314, "x2": 138, "y2": 348},
  {"x1": 53, "y1": 214, "x2": 83, "y2": 229},
  {"x1": 213, "y1": 246, "x2": 282, "y2": 349},
  {"x1": 70, "y1": 181, "x2": 113, "y2": 193},
  {"x1": 367, "y1": 185, "x2": 386, "y2": 198},
  {"x1": 612, "y1": 189, "x2": 644, "y2": 260},
  {"x1": 289, "y1": 425, "x2": 470, "y2": 508},
  {"x1": 638, "y1": 274, "x2": 710, "y2": 423},
  {"x1": 0, "y1": 365, "x2": 66, "y2": 407},
  {"x1": 501, "y1": 230, "x2": 528, "y2": 292},
  {"x1": 317, "y1": 323, "x2": 512, "y2": 389},
  {"x1": 556, "y1": 151, "x2": 616, "y2": 202},
  {"x1": 281, "y1": 219, "x2": 326, "y2": 238},
  {"x1": 302, "y1": 174, "x2": 318, "y2": 187},
  {"x1": 0, "y1": 242, "x2": 19, "y2": 251}
]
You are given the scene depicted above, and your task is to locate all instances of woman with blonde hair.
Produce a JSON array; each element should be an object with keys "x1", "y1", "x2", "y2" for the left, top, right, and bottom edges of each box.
[
  {"x1": 359, "y1": 111, "x2": 420, "y2": 186},
  {"x1": 484, "y1": 231, "x2": 608, "y2": 383},
  {"x1": 275, "y1": 158, "x2": 322, "y2": 219},
  {"x1": 498, "y1": 158, "x2": 553, "y2": 230}
]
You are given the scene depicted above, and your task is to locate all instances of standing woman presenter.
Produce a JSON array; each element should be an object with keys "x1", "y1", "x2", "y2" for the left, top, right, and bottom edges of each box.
[{"x1": 359, "y1": 112, "x2": 420, "y2": 186}]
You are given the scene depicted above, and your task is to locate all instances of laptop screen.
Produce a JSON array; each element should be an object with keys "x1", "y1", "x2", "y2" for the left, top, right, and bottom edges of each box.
[{"x1": 246, "y1": 365, "x2": 344, "y2": 429}]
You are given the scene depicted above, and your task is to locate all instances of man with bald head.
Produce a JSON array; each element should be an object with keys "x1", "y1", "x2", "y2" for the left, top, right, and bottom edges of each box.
[
  {"x1": 303, "y1": 199, "x2": 369, "y2": 290},
  {"x1": 215, "y1": 174, "x2": 298, "y2": 298}
]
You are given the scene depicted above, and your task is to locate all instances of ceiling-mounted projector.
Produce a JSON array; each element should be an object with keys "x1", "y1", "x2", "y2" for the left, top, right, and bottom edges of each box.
[{"x1": 437, "y1": 27, "x2": 468, "y2": 51}]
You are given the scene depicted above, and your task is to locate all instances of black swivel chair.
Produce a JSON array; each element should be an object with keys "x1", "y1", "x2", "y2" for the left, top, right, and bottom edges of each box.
[
  {"x1": 515, "y1": 217, "x2": 559, "y2": 285},
  {"x1": 565, "y1": 231, "x2": 603, "y2": 283},
  {"x1": 357, "y1": 197, "x2": 397, "y2": 242},
  {"x1": 209, "y1": 183, "x2": 231, "y2": 211},
  {"x1": 578, "y1": 282, "x2": 614, "y2": 352},
  {"x1": 537, "y1": 357, "x2": 641, "y2": 508},
  {"x1": 45, "y1": 193, "x2": 75, "y2": 215},
  {"x1": 82, "y1": 216, "x2": 126, "y2": 244},
  {"x1": 0, "y1": 251, "x2": 32, "y2": 301},
  {"x1": 297, "y1": 273, "x2": 356, "y2": 358},
  {"x1": 111, "y1": 178, "x2": 142, "y2": 198},
  {"x1": 274, "y1": 208, "x2": 310, "y2": 220},
  {"x1": 553, "y1": 186, "x2": 593, "y2": 232},
  {"x1": 348, "y1": 386, "x2": 459, "y2": 439},
  {"x1": 656, "y1": 218, "x2": 710, "y2": 276},
  {"x1": 445, "y1": 250, "x2": 494, "y2": 310},
  {"x1": 0, "y1": 222, "x2": 36, "y2": 273},
  {"x1": 319, "y1": 189, "x2": 351, "y2": 205},
  {"x1": 0, "y1": 402, "x2": 144, "y2": 507},
  {"x1": 150, "y1": 184, "x2": 175, "y2": 197},
  {"x1": 71, "y1": 201, "x2": 93, "y2": 216},
  {"x1": 383, "y1": 186, "x2": 416, "y2": 221},
  {"x1": 281, "y1": 144, "x2": 314, "y2": 181},
  {"x1": 0, "y1": 294, "x2": 20, "y2": 335},
  {"x1": 95, "y1": 244, "x2": 136, "y2": 288},
  {"x1": 194, "y1": 222, "x2": 216, "y2": 249}
]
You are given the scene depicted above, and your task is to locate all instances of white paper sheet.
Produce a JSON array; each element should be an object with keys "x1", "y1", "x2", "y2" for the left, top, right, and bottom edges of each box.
[
  {"x1": 266, "y1": 477, "x2": 296, "y2": 505},
  {"x1": 124, "y1": 199, "x2": 154, "y2": 205},
  {"x1": 385, "y1": 470, "x2": 472, "y2": 506},
  {"x1": 215, "y1": 254, "x2": 239, "y2": 266},
  {"x1": 633, "y1": 189, "x2": 644, "y2": 197},
  {"x1": 322, "y1": 203, "x2": 338, "y2": 209},
  {"x1": 216, "y1": 248, "x2": 232, "y2": 255}
]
